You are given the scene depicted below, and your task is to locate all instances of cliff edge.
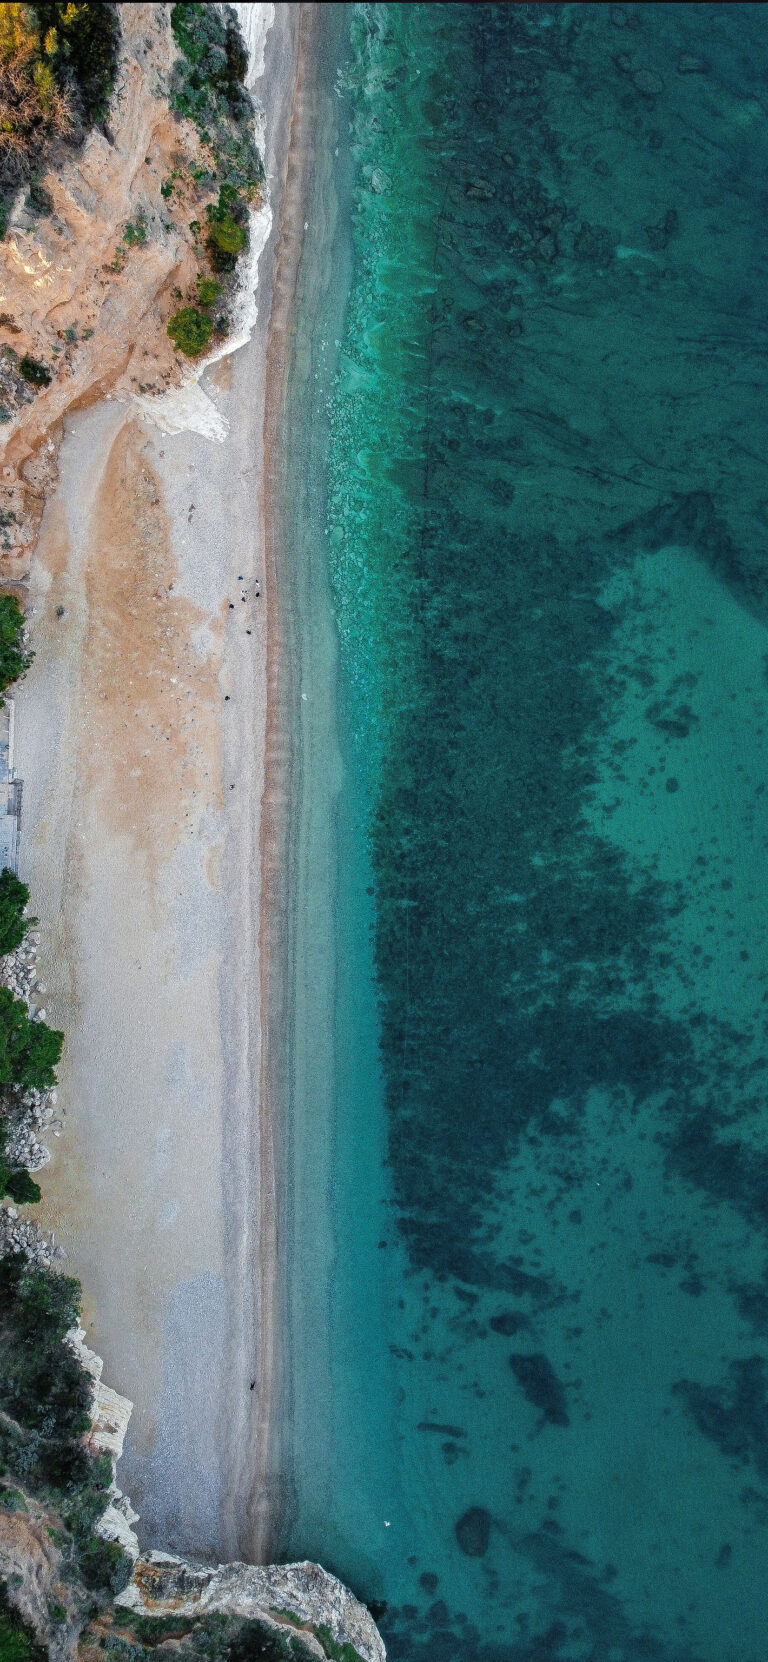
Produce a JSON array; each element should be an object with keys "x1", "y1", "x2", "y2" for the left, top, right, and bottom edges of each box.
[{"x1": 0, "y1": 1, "x2": 258, "y2": 580}]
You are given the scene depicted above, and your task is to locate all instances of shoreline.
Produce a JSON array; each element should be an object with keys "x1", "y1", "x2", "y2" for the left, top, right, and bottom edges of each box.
[{"x1": 249, "y1": 1, "x2": 322, "y2": 1562}]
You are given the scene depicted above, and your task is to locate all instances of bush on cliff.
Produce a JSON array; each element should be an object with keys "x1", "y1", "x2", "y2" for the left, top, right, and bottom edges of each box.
[
  {"x1": 167, "y1": 306, "x2": 213, "y2": 359},
  {"x1": 196, "y1": 275, "x2": 221, "y2": 306},
  {"x1": 17, "y1": 355, "x2": 50, "y2": 388},
  {"x1": 206, "y1": 212, "x2": 246, "y2": 272},
  {"x1": 204, "y1": 183, "x2": 248, "y2": 273},
  {"x1": 115, "y1": 1610, "x2": 324, "y2": 1662},
  {"x1": 170, "y1": 3, "x2": 251, "y2": 130},
  {"x1": 0, "y1": 4, "x2": 73, "y2": 193},
  {"x1": 79, "y1": 1536, "x2": 132, "y2": 1595},
  {"x1": 0, "y1": 987, "x2": 63, "y2": 1090}
]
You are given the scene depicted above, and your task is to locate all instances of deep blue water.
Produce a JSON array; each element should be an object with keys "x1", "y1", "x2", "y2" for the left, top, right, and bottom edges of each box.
[{"x1": 282, "y1": 7, "x2": 768, "y2": 1660}]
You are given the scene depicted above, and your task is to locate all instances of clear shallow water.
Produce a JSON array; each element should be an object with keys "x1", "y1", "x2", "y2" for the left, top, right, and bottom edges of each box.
[{"x1": 282, "y1": 6, "x2": 768, "y2": 1659}]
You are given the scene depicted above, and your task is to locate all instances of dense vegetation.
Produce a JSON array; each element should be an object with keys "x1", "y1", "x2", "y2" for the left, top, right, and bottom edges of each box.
[
  {"x1": 0, "y1": 869, "x2": 33, "y2": 958},
  {"x1": 166, "y1": 1, "x2": 261, "y2": 349},
  {"x1": 0, "y1": 596, "x2": 32, "y2": 697},
  {"x1": 169, "y1": 3, "x2": 261, "y2": 193},
  {"x1": 0, "y1": 1253, "x2": 130, "y2": 1596},
  {"x1": 203, "y1": 184, "x2": 247, "y2": 274},
  {"x1": 32, "y1": 2, "x2": 118, "y2": 123},
  {"x1": 0, "y1": 916, "x2": 64, "y2": 1195},
  {"x1": 0, "y1": 3, "x2": 118, "y2": 211},
  {"x1": 0, "y1": 988, "x2": 62, "y2": 1091},
  {"x1": 109, "y1": 1608, "x2": 332, "y2": 1662},
  {"x1": 0, "y1": 588, "x2": 127, "y2": 1624}
]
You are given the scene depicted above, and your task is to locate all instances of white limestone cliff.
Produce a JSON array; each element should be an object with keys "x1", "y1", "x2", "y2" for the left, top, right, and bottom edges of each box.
[{"x1": 118, "y1": 1551, "x2": 386, "y2": 1662}]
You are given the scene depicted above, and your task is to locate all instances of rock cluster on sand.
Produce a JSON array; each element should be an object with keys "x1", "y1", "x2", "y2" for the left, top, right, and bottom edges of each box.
[{"x1": 0, "y1": 1204, "x2": 61, "y2": 1267}]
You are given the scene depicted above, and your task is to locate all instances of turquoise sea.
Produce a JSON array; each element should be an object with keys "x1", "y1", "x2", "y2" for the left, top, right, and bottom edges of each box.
[{"x1": 280, "y1": 6, "x2": 768, "y2": 1659}]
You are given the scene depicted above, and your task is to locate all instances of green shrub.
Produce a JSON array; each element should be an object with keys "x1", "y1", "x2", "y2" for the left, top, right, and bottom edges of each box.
[
  {"x1": 166, "y1": 306, "x2": 213, "y2": 358},
  {"x1": 314, "y1": 1629, "x2": 365, "y2": 1662},
  {"x1": 0, "y1": 987, "x2": 63, "y2": 1089},
  {"x1": 196, "y1": 275, "x2": 221, "y2": 306},
  {"x1": 128, "y1": 1617, "x2": 195, "y2": 1645},
  {"x1": 18, "y1": 356, "x2": 51, "y2": 387},
  {"x1": 122, "y1": 216, "x2": 147, "y2": 246},
  {"x1": 26, "y1": 178, "x2": 52, "y2": 215},
  {"x1": 205, "y1": 213, "x2": 245, "y2": 270},
  {"x1": 0, "y1": 867, "x2": 33, "y2": 955},
  {"x1": 171, "y1": 4, "x2": 248, "y2": 110},
  {"x1": 0, "y1": 596, "x2": 32, "y2": 696}
]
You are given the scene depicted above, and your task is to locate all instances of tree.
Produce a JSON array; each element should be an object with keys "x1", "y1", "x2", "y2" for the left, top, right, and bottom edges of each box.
[
  {"x1": 0, "y1": 987, "x2": 63, "y2": 1089},
  {"x1": 4, "y1": 1167, "x2": 41, "y2": 1204},
  {"x1": 18, "y1": 355, "x2": 51, "y2": 386},
  {"x1": 0, "y1": 867, "x2": 33, "y2": 955},
  {"x1": 0, "y1": 594, "x2": 31, "y2": 694}
]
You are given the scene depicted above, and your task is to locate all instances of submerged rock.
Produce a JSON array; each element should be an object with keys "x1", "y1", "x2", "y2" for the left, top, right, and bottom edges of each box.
[
  {"x1": 454, "y1": 1506, "x2": 491, "y2": 1558},
  {"x1": 509, "y1": 1352, "x2": 570, "y2": 1426},
  {"x1": 489, "y1": 1311, "x2": 530, "y2": 1337}
]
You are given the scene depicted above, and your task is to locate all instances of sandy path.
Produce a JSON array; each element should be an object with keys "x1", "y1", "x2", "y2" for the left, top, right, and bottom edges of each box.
[{"x1": 13, "y1": 5, "x2": 301, "y2": 1565}]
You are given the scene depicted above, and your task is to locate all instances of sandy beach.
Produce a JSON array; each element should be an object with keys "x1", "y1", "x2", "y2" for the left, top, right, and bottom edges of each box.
[{"x1": 13, "y1": 2, "x2": 306, "y2": 1565}]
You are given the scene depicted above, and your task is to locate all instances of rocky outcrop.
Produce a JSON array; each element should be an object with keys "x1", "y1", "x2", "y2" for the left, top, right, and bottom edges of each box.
[
  {"x1": 119, "y1": 1552, "x2": 386, "y2": 1662},
  {"x1": 0, "y1": 1490, "x2": 78, "y2": 1662},
  {"x1": 0, "y1": 1330, "x2": 385, "y2": 1661},
  {"x1": 65, "y1": 1327, "x2": 139, "y2": 1561}
]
